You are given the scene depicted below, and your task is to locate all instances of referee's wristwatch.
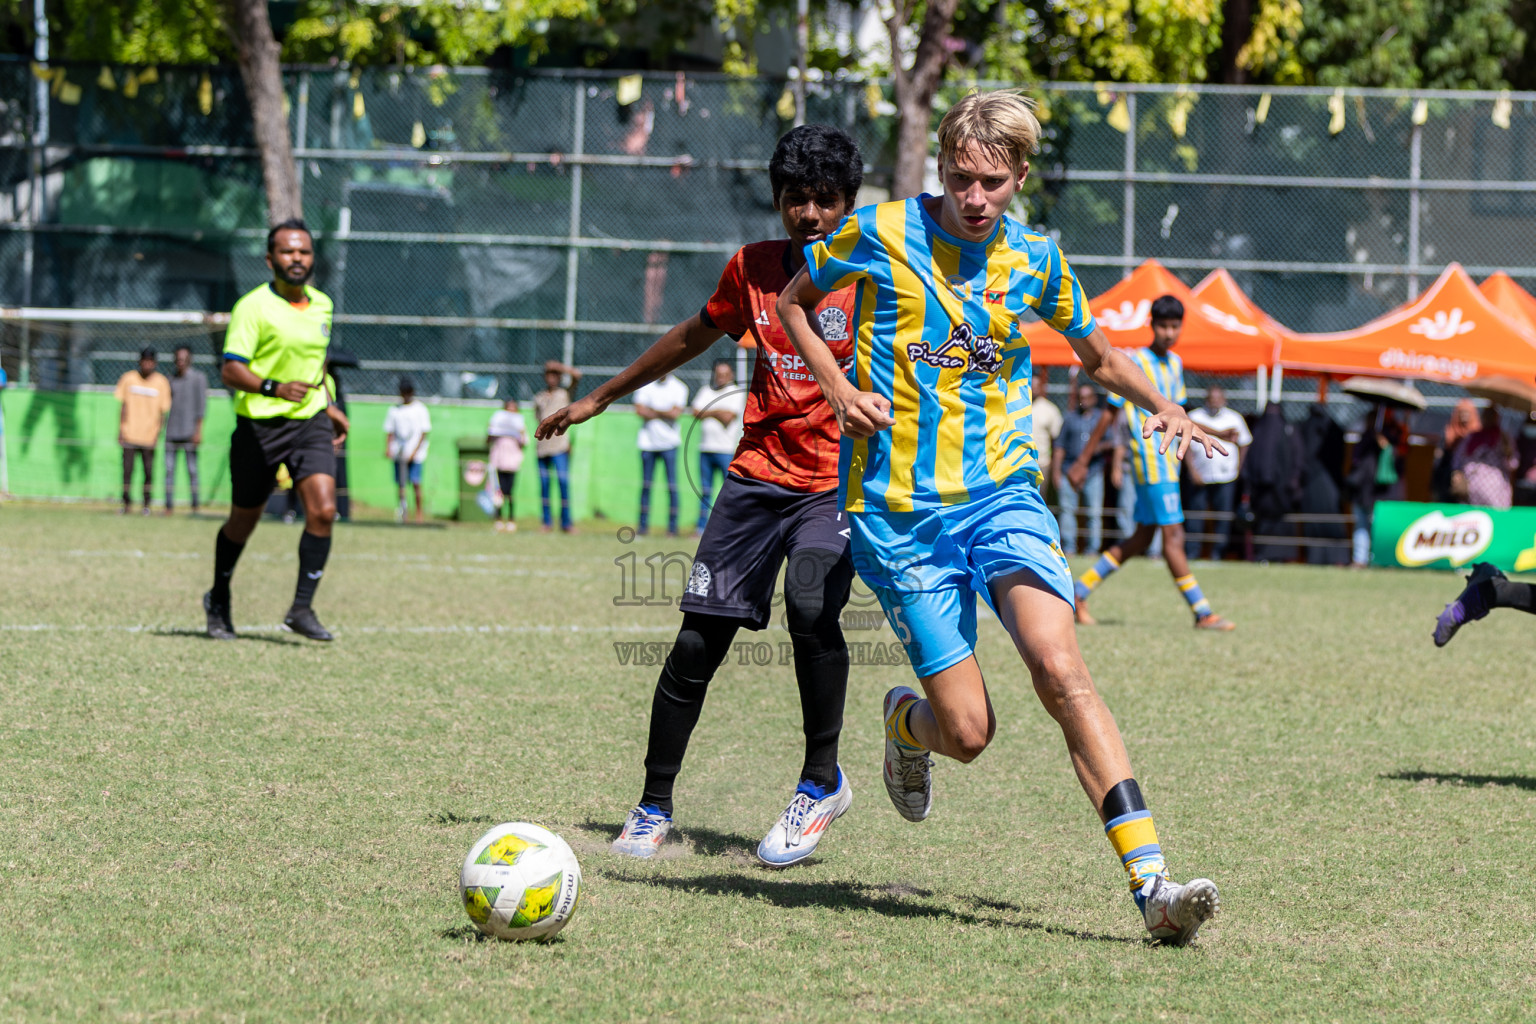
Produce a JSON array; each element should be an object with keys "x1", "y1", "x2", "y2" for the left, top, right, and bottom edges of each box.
[{"x1": 260, "y1": 378, "x2": 279, "y2": 397}]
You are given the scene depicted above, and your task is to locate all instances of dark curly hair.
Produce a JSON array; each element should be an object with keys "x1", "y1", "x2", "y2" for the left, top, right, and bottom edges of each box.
[
  {"x1": 769, "y1": 124, "x2": 864, "y2": 205},
  {"x1": 1150, "y1": 294, "x2": 1185, "y2": 322}
]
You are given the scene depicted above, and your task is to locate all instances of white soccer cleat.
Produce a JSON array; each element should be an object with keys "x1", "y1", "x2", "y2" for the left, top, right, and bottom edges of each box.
[
  {"x1": 1140, "y1": 875, "x2": 1220, "y2": 946},
  {"x1": 882, "y1": 686, "x2": 933, "y2": 822},
  {"x1": 611, "y1": 805, "x2": 672, "y2": 859},
  {"x1": 756, "y1": 768, "x2": 853, "y2": 868}
]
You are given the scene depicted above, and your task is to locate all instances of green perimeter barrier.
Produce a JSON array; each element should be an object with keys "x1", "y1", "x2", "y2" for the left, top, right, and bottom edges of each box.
[
  {"x1": 1370, "y1": 500, "x2": 1536, "y2": 573},
  {"x1": 0, "y1": 388, "x2": 718, "y2": 529}
]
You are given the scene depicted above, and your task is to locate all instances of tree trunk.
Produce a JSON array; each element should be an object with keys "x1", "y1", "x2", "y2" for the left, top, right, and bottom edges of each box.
[
  {"x1": 886, "y1": 0, "x2": 961, "y2": 199},
  {"x1": 1217, "y1": 0, "x2": 1254, "y2": 84},
  {"x1": 222, "y1": 0, "x2": 301, "y2": 224}
]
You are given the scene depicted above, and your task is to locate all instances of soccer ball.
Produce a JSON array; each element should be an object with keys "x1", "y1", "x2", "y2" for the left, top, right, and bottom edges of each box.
[{"x1": 459, "y1": 822, "x2": 582, "y2": 942}]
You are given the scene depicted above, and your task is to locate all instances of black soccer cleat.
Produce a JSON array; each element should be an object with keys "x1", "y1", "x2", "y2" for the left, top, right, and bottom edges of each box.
[
  {"x1": 203, "y1": 591, "x2": 236, "y2": 640},
  {"x1": 282, "y1": 605, "x2": 334, "y2": 642}
]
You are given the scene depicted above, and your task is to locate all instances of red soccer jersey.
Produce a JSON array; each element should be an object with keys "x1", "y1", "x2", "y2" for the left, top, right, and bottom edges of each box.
[{"x1": 701, "y1": 240, "x2": 856, "y2": 492}]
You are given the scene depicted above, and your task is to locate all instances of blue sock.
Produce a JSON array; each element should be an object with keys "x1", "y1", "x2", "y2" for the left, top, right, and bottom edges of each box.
[{"x1": 796, "y1": 768, "x2": 841, "y2": 800}]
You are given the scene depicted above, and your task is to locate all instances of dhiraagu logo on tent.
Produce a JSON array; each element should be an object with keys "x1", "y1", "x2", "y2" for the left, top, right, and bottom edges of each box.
[{"x1": 1396, "y1": 509, "x2": 1494, "y2": 567}]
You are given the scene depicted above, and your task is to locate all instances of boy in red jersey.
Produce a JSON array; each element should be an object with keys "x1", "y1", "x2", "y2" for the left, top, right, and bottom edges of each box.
[{"x1": 537, "y1": 125, "x2": 864, "y2": 867}]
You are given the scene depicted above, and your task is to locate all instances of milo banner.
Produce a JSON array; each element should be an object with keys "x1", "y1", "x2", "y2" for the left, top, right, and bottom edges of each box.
[{"x1": 1371, "y1": 501, "x2": 1536, "y2": 572}]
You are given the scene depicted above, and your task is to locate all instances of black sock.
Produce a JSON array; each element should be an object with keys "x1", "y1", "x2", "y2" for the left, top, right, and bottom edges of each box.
[
  {"x1": 639, "y1": 614, "x2": 739, "y2": 814},
  {"x1": 1489, "y1": 578, "x2": 1536, "y2": 614},
  {"x1": 293, "y1": 531, "x2": 332, "y2": 608},
  {"x1": 211, "y1": 528, "x2": 245, "y2": 603},
  {"x1": 784, "y1": 549, "x2": 854, "y2": 791}
]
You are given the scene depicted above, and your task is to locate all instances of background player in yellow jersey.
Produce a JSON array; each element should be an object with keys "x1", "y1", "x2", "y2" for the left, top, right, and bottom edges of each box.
[
  {"x1": 1067, "y1": 296, "x2": 1237, "y2": 630},
  {"x1": 779, "y1": 90, "x2": 1226, "y2": 944}
]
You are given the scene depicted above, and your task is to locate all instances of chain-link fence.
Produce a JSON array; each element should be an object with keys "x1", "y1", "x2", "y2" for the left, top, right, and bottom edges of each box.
[{"x1": 3, "y1": 61, "x2": 1536, "y2": 405}]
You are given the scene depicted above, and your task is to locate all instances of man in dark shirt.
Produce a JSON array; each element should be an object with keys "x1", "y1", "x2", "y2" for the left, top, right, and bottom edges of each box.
[
  {"x1": 1052, "y1": 382, "x2": 1110, "y2": 555},
  {"x1": 165, "y1": 345, "x2": 208, "y2": 514}
]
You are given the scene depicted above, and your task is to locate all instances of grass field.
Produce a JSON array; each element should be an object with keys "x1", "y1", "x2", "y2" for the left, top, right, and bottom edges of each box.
[{"x1": 2, "y1": 503, "x2": 1533, "y2": 1022}]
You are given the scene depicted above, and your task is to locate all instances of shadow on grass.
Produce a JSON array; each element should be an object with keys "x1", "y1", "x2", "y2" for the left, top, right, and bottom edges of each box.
[
  {"x1": 429, "y1": 810, "x2": 499, "y2": 826},
  {"x1": 150, "y1": 627, "x2": 302, "y2": 646},
  {"x1": 602, "y1": 870, "x2": 1137, "y2": 944},
  {"x1": 1382, "y1": 770, "x2": 1536, "y2": 792},
  {"x1": 573, "y1": 820, "x2": 759, "y2": 860}
]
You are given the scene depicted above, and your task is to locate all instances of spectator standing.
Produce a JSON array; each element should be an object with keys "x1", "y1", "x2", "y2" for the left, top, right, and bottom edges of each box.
[
  {"x1": 1514, "y1": 411, "x2": 1536, "y2": 506},
  {"x1": 1453, "y1": 401, "x2": 1516, "y2": 509},
  {"x1": 531, "y1": 360, "x2": 582, "y2": 533},
  {"x1": 0, "y1": 362, "x2": 9, "y2": 497},
  {"x1": 1030, "y1": 370, "x2": 1063, "y2": 501},
  {"x1": 1052, "y1": 382, "x2": 1109, "y2": 555},
  {"x1": 487, "y1": 398, "x2": 527, "y2": 532},
  {"x1": 1296, "y1": 403, "x2": 1348, "y2": 565},
  {"x1": 633, "y1": 371, "x2": 688, "y2": 536},
  {"x1": 114, "y1": 348, "x2": 171, "y2": 515},
  {"x1": 164, "y1": 344, "x2": 208, "y2": 514},
  {"x1": 1244, "y1": 402, "x2": 1298, "y2": 562},
  {"x1": 689, "y1": 359, "x2": 746, "y2": 532},
  {"x1": 1346, "y1": 405, "x2": 1407, "y2": 566},
  {"x1": 1185, "y1": 386, "x2": 1251, "y2": 559},
  {"x1": 384, "y1": 377, "x2": 431, "y2": 523}
]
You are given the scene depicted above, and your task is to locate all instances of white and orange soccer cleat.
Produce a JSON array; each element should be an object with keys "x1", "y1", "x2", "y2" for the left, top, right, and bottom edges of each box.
[
  {"x1": 611, "y1": 804, "x2": 673, "y2": 859},
  {"x1": 1139, "y1": 875, "x2": 1220, "y2": 946},
  {"x1": 756, "y1": 767, "x2": 853, "y2": 868}
]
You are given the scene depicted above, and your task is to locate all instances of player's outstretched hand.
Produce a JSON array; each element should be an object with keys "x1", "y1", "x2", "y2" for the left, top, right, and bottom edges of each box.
[
  {"x1": 831, "y1": 387, "x2": 895, "y2": 439},
  {"x1": 1143, "y1": 408, "x2": 1229, "y2": 461},
  {"x1": 536, "y1": 396, "x2": 603, "y2": 440}
]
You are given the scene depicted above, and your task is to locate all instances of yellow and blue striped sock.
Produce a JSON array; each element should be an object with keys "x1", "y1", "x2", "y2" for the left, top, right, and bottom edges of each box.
[
  {"x1": 1102, "y1": 779, "x2": 1166, "y2": 908},
  {"x1": 1175, "y1": 573, "x2": 1213, "y2": 618},
  {"x1": 1074, "y1": 552, "x2": 1121, "y2": 602},
  {"x1": 887, "y1": 692, "x2": 925, "y2": 752}
]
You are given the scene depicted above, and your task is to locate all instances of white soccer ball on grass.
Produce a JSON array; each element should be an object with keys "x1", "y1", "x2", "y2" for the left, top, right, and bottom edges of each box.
[{"x1": 459, "y1": 822, "x2": 582, "y2": 941}]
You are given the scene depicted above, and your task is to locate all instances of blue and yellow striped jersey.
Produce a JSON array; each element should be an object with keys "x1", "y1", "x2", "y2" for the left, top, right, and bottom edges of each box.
[
  {"x1": 1108, "y1": 347, "x2": 1186, "y2": 485},
  {"x1": 806, "y1": 197, "x2": 1096, "y2": 512}
]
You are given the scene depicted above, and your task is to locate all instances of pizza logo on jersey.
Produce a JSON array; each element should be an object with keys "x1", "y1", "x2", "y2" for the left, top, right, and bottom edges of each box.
[
  {"x1": 817, "y1": 307, "x2": 849, "y2": 342},
  {"x1": 906, "y1": 323, "x2": 1002, "y2": 375},
  {"x1": 686, "y1": 561, "x2": 712, "y2": 597},
  {"x1": 945, "y1": 275, "x2": 972, "y2": 301}
]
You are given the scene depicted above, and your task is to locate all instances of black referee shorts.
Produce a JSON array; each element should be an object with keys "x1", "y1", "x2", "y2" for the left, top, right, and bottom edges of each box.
[
  {"x1": 229, "y1": 412, "x2": 337, "y2": 509},
  {"x1": 679, "y1": 473, "x2": 852, "y2": 630}
]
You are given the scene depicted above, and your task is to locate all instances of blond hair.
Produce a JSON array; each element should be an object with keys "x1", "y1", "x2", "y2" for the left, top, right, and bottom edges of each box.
[{"x1": 936, "y1": 91, "x2": 1041, "y2": 173}]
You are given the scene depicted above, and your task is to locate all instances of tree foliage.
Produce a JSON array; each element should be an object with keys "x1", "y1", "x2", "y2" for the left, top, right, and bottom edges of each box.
[{"x1": 1297, "y1": 0, "x2": 1526, "y2": 90}]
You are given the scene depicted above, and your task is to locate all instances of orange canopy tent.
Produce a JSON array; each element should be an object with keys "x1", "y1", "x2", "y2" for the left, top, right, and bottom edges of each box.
[
  {"x1": 1025, "y1": 259, "x2": 1281, "y2": 373},
  {"x1": 1276, "y1": 264, "x2": 1536, "y2": 384},
  {"x1": 1190, "y1": 268, "x2": 1299, "y2": 345},
  {"x1": 1479, "y1": 272, "x2": 1536, "y2": 335}
]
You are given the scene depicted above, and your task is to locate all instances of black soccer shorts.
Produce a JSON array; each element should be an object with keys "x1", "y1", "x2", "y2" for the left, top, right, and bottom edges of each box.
[
  {"x1": 678, "y1": 473, "x2": 852, "y2": 630},
  {"x1": 229, "y1": 412, "x2": 337, "y2": 509}
]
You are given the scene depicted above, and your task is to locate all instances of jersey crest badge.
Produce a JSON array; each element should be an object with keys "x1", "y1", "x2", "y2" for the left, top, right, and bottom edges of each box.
[
  {"x1": 754, "y1": 310, "x2": 771, "y2": 326},
  {"x1": 817, "y1": 307, "x2": 849, "y2": 342},
  {"x1": 945, "y1": 275, "x2": 972, "y2": 301},
  {"x1": 686, "y1": 561, "x2": 712, "y2": 597},
  {"x1": 985, "y1": 289, "x2": 1005, "y2": 305}
]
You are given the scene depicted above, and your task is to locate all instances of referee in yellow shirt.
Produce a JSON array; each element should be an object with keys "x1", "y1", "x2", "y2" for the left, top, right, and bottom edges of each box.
[{"x1": 204, "y1": 219, "x2": 349, "y2": 641}]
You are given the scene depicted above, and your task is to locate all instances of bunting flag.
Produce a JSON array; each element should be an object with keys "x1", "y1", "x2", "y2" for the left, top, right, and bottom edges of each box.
[
  {"x1": 123, "y1": 71, "x2": 139, "y2": 99},
  {"x1": 1328, "y1": 88, "x2": 1345, "y2": 135},
  {"x1": 616, "y1": 74, "x2": 642, "y2": 107},
  {"x1": 1412, "y1": 98, "x2": 1428, "y2": 125},
  {"x1": 1255, "y1": 92, "x2": 1271, "y2": 125},
  {"x1": 1107, "y1": 96, "x2": 1130, "y2": 133},
  {"x1": 1492, "y1": 91, "x2": 1512, "y2": 129},
  {"x1": 97, "y1": 67, "x2": 116, "y2": 91},
  {"x1": 411, "y1": 121, "x2": 426, "y2": 148},
  {"x1": 199, "y1": 74, "x2": 213, "y2": 116},
  {"x1": 776, "y1": 88, "x2": 795, "y2": 120}
]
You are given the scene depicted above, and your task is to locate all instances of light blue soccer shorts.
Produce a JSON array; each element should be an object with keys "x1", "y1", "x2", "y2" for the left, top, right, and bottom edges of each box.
[
  {"x1": 1132, "y1": 480, "x2": 1184, "y2": 526},
  {"x1": 849, "y1": 483, "x2": 1075, "y2": 678}
]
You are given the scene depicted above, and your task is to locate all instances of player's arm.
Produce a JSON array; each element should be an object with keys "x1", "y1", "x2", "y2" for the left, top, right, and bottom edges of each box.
[
  {"x1": 1067, "y1": 327, "x2": 1224, "y2": 461},
  {"x1": 221, "y1": 359, "x2": 311, "y2": 403},
  {"x1": 536, "y1": 315, "x2": 724, "y2": 439},
  {"x1": 777, "y1": 267, "x2": 892, "y2": 438},
  {"x1": 1068, "y1": 406, "x2": 1119, "y2": 490}
]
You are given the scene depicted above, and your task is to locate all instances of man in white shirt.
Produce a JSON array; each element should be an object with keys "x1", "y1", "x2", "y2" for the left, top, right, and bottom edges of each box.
[
  {"x1": 1030, "y1": 370, "x2": 1063, "y2": 502},
  {"x1": 384, "y1": 377, "x2": 432, "y2": 523},
  {"x1": 1185, "y1": 386, "x2": 1251, "y2": 559},
  {"x1": 689, "y1": 359, "x2": 747, "y2": 532},
  {"x1": 633, "y1": 371, "x2": 688, "y2": 536}
]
